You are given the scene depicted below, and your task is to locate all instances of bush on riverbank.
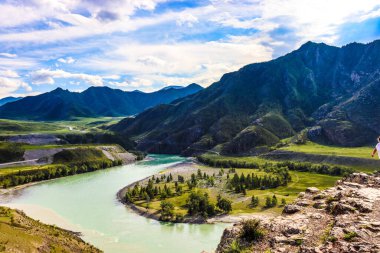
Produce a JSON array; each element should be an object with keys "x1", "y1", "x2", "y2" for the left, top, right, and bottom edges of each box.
[{"x1": 0, "y1": 142, "x2": 25, "y2": 163}]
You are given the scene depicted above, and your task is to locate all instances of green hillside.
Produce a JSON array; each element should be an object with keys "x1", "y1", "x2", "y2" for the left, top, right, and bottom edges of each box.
[{"x1": 111, "y1": 40, "x2": 380, "y2": 156}]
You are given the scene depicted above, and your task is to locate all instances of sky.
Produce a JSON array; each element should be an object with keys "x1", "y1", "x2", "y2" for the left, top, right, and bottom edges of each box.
[{"x1": 0, "y1": 0, "x2": 380, "y2": 98}]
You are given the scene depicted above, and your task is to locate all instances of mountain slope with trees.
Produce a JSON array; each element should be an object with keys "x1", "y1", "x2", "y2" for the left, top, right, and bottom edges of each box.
[
  {"x1": 111, "y1": 40, "x2": 380, "y2": 155},
  {"x1": 0, "y1": 84, "x2": 202, "y2": 120}
]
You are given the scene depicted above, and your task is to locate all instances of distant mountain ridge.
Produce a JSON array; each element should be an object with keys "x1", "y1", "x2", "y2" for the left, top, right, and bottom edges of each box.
[
  {"x1": 111, "y1": 39, "x2": 380, "y2": 155},
  {"x1": 0, "y1": 96, "x2": 22, "y2": 106},
  {"x1": 0, "y1": 83, "x2": 203, "y2": 120}
]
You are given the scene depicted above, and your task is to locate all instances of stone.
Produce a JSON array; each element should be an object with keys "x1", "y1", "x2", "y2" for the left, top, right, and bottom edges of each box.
[
  {"x1": 306, "y1": 187, "x2": 320, "y2": 194},
  {"x1": 313, "y1": 201, "x2": 326, "y2": 209},
  {"x1": 331, "y1": 203, "x2": 356, "y2": 215},
  {"x1": 283, "y1": 204, "x2": 301, "y2": 214}
]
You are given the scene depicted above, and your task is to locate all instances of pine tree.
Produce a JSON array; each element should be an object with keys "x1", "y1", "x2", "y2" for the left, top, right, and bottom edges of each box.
[
  {"x1": 265, "y1": 196, "x2": 272, "y2": 208},
  {"x1": 271, "y1": 195, "x2": 277, "y2": 207}
]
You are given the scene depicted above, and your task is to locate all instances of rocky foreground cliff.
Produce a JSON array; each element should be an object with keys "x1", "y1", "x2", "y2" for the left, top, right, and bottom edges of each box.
[{"x1": 216, "y1": 172, "x2": 380, "y2": 253}]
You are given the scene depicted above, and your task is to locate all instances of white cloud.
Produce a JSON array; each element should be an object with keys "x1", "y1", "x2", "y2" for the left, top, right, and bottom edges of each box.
[
  {"x1": 0, "y1": 70, "x2": 19, "y2": 78},
  {"x1": 0, "y1": 69, "x2": 32, "y2": 97},
  {"x1": 58, "y1": 57, "x2": 75, "y2": 64},
  {"x1": 176, "y1": 13, "x2": 198, "y2": 27},
  {"x1": 79, "y1": 35, "x2": 274, "y2": 87},
  {"x1": 0, "y1": 0, "x2": 379, "y2": 94},
  {"x1": 110, "y1": 77, "x2": 154, "y2": 89},
  {"x1": 0, "y1": 53, "x2": 17, "y2": 58},
  {"x1": 31, "y1": 69, "x2": 103, "y2": 86}
]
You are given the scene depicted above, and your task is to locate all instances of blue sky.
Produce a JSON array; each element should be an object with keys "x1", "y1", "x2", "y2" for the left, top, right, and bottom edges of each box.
[{"x1": 0, "y1": 0, "x2": 380, "y2": 98}]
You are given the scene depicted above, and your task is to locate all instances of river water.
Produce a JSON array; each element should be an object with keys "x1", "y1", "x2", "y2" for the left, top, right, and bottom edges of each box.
[{"x1": 0, "y1": 155, "x2": 228, "y2": 253}]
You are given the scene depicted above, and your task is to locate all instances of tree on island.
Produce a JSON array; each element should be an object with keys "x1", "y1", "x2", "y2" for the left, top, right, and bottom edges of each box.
[
  {"x1": 216, "y1": 195, "x2": 232, "y2": 213},
  {"x1": 251, "y1": 195, "x2": 259, "y2": 207},
  {"x1": 160, "y1": 200, "x2": 174, "y2": 221}
]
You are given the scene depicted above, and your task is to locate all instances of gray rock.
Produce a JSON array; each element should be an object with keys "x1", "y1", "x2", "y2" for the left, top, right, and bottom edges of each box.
[
  {"x1": 306, "y1": 187, "x2": 320, "y2": 194},
  {"x1": 283, "y1": 204, "x2": 301, "y2": 214}
]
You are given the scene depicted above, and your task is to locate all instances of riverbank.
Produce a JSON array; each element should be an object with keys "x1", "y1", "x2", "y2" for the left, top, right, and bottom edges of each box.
[
  {"x1": 0, "y1": 145, "x2": 137, "y2": 189},
  {"x1": 0, "y1": 206, "x2": 101, "y2": 252}
]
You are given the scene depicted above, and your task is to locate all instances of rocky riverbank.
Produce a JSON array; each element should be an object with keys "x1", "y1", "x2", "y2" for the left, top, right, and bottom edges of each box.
[{"x1": 216, "y1": 172, "x2": 380, "y2": 252}]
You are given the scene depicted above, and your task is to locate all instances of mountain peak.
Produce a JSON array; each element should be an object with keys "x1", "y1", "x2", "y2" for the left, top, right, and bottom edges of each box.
[
  {"x1": 187, "y1": 83, "x2": 202, "y2": 89},
  {"x1": 298, "y1": 41, "x2": 331, "y2": 51},
  {"x1": 50, "y1": 87, "x2": 69, "y2": 93}
]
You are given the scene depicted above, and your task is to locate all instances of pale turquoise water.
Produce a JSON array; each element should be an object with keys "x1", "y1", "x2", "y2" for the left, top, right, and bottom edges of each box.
[{"x1": 1, "y1": 155, "x2": 228, "y2": 253}]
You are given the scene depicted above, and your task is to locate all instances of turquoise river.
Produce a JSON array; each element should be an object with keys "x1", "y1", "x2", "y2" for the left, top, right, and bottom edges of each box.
[{"x1": 0, "y1": 155, "x2": 229, "y2": 252}]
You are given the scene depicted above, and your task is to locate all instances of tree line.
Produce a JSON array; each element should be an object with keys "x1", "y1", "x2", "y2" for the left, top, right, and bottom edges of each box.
[
  {"x1": 228, "y1": 170, "x2": 291, "y2": 194},
  {"x1": 197, "y1": 155, "x2": 353, "y2": 176},
  {"x1": 0, "y1": 158, "x2": 121, "y2": 188}
]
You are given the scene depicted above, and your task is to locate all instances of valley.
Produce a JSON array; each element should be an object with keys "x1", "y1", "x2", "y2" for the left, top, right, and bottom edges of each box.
[{"x1": 1, "y1": 39, "x2": 380, "y2": 253}]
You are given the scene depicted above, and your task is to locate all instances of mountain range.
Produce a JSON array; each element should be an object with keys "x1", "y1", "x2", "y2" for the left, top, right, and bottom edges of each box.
[
  {"x1": 0, "y1": 84, "x2": 202, "y2": 120},
  {"x1": 111, "y1": 40, "x2": 380, "y2": 155},
  {"x1": 0, "y1": 96, "x2": 22, "y2": 107}
]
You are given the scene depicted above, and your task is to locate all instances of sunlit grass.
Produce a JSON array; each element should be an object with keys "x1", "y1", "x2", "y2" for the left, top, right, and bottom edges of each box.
[{"x1": 279, "y1": 141, "x2": 373, "y2": 159}]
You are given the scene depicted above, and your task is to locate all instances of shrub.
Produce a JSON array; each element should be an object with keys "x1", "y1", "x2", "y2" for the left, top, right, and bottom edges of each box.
[
  {"x1": 226, "y1": 240, "x2": 242, "y2": 253},
  {"x1": 251, "y1": 196, "x2": 259, "y2": 207},
  {"x1": 186, "y1": 191, "x2": 215, "y2": 217},
  {"x1": 240, "y1": 219, "x2": 265, "y2": 242},
  {"x1": 160, "y1": 200, "x2": 174, "y2": 221},
  {"x1": 217, "y1": 195, "x2": 232, "y2": 213},
  {"x1": 343, "y1": 231, "x2": 358, "y2": 241}
]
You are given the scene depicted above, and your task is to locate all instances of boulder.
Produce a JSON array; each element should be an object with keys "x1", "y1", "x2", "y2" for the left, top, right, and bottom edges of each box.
[
  {"x1": 306, "y1": 187, "x2": 320, "y2": 194},
  {"x1": 283, "y1": 205, "x2": 302, "y2": 214}
]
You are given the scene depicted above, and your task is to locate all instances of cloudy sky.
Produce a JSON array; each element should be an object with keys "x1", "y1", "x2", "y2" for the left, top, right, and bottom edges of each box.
[{"x1": 0, "y1": 0, "x2": 380, "y2": 98}]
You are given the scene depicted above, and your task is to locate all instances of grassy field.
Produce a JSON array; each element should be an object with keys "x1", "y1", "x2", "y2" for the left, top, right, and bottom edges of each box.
[
  {"x1": 279, "y1": 141, "x2": 373, "y2": 159},
  {"x1": 0, "y1": 117, "x2": 123, "y2": 135},
  {"x1": 127, "y1": 165, "x2": 340, "y2": 218},
  {"x1": 0, "y1": 206, "x2": 100, "y2": 252}
]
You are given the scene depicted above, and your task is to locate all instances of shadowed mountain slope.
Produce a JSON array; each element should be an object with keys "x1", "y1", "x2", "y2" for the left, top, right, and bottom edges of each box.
[
  {"x1": 0, "y1": 83, "x2": 202, "y2": 120},
  {"x1": 111, "y1": 40, "x2": 380, "y2": 155}
]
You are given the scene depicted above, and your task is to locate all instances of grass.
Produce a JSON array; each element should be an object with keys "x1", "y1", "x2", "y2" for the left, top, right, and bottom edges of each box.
[
  {"x1": 0, "y1": 206, "x2": 100, "y2": 252},
  {"x1": 22, "y1": 143, "x2": 107, "y2": 150},
  {"x1": 279, "y1": 141, "x2": 373, "y2": 159},
  {"x1": 128, "y1": 165, "x2": 340, "y2": 217},
  {"x1": 0, "y1": 166, "x2": 41, "y2": 176},
  {"x1": 0, "y1": 117, "x2": 123, "y2": 136}
]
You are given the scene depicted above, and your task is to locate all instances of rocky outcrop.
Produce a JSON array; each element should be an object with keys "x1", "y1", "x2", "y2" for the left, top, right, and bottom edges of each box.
[{"x1": 216, "y1": 172, "x2": 380, "y2": 253}]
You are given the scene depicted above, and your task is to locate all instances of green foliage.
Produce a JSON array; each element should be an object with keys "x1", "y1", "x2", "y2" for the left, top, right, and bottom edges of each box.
[
  {"x1": 343, "y1": 231, "x2": 358, "y2": 241},
  {"x1": 53, "y1": 148, "x2": 106, "y2": 165},
  {"x1": 0, "y1": 148, "x2": 120, "y2": 188},
  {"x1": 217, "y1": 195, "x2": 232, "y2": 213},
  {"x1": 198, "y1": 154, "x2": 354, "y2": 176},
  {"x1": 160, "y1": 200, "x2": 175, "y2": 221},
  {"x1": 264, "y1": 195, "x2": 278, "y2": 208},
  {"x1": 251, "y1": 196, "x2": 259, "y2": 207},
  {"x1": 222, "y1": 125, "x2": 280, "y2": 154},
  {"x1": 240, "y1": 219, "x2": 265, "y2": 242},
  {"x1": 186, "y1": 191, "x2": 215, "y2": 217},
  {"x1": 229, "y1": 170, "x2": 291, "y2": 193},
  {"x1": 225, "y1": 240, "x2": 242, "y2": 253},
  {"x1": 0, "y1": 142, "x2": 25, "y2": 163},
  {"x1": 57, "y1": 132, "x2": 136, "y2": 151}
]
